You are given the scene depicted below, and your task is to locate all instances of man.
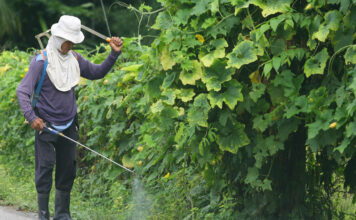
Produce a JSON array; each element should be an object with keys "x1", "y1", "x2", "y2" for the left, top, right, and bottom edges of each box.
[{"x1": 16, "y1": 15, "x2": 123, "y2": 220}]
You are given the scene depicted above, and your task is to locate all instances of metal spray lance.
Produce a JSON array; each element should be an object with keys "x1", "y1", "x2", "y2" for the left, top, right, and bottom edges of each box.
[{"x1": 43, "y1": 126, "x2": 135, "y2": 175}]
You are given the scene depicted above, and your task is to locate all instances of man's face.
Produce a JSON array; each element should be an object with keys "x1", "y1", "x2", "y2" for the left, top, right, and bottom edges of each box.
[{"x1": 60, "y1": 41, "x2": 74, "y2": 54}]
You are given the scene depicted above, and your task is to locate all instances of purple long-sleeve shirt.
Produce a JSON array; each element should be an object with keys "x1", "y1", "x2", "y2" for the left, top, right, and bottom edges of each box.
[{"x1": 17, "y1": 50, "x2": 120, "y2": 125}]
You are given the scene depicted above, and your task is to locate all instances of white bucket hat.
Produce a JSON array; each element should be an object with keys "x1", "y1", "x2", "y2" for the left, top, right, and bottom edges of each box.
[{"x1": 51, "y1": 15, "x2": 84, "y2": 44}]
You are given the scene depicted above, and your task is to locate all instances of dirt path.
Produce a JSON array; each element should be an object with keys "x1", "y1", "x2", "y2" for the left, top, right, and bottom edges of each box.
[{"x1": 0, "y1": 206, "x2": 37, "y2": 220}]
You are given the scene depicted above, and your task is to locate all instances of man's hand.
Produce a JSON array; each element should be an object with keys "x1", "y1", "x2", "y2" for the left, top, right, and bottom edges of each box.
[
  {"x1": 109, "y1": 37, "x2": 123, "y2": 53},
  {"x1": 31, "y1": 118, "x2": 45, "y2": 131}
]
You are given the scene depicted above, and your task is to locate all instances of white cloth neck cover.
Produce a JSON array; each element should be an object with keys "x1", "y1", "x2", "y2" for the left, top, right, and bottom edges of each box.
[{"x1": 45, "y1": 36, "x2": 80, "y2": 92}]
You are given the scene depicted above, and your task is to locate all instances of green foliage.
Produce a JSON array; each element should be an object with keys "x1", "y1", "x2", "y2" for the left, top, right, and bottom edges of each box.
[
  {"x1": 1, "y1": 0, "x2": 356, "y2": 219},
  {"x1": 227, "y1": 40, "x2": 258, "y2": 69},
  {"x1": 304, "y1": 48, "x2": 329, "y2": 77},
  {"x1": 1, "y1": 0, "x2": 160, "y2": 50},
  {"x1": 0, "y1": 0, "x2": 22, "y2": 40}
]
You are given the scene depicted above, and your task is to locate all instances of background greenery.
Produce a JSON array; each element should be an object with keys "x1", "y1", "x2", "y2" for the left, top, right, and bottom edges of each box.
[
  {"x1": 1, "y1": 0, "x2": 356, "y2": 219},
  {"x1": 0, "y1": 0, "x2": 159, "y2": 50}
]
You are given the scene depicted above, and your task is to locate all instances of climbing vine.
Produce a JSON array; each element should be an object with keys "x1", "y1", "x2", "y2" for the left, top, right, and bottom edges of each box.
[{"x1": 1, "y1": 0, "x2": 356, "y2": 219}]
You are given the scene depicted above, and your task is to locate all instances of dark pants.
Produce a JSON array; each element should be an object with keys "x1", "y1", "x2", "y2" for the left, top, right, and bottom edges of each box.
[{"x1": 34, "y1": 120, "x2": 78, "y2": 194}]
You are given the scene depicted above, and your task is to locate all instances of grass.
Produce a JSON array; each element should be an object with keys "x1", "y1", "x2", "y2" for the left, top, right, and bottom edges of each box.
[
  {"x1": 0, "y1": 163, "x2": 146, "y2": 220},
  {"x1": 0, "y1": 164, "x2": 37, "y2": 212},
  {"x1": 1, "y1": 161, "x2": 355, "y2": 220},
  {"x1": 0, "y1": 163, "x2": 122, "y2": 219}
]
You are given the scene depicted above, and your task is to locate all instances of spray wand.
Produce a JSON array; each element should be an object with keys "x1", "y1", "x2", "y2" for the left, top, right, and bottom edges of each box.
[
  {"x1": 43, "y1": 126, "x2": 135, "y2": 175},
  {"x1": 35, "y1": 25, "x2": 114, "y2": 50}
]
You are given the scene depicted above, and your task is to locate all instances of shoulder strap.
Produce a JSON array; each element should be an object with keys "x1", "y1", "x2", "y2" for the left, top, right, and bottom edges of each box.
[
  {"x1": 71, "y1": 50, "x2": 78, "y2": 60},
  {"x1": 32, "y1": 50, "x2": 48, "y2": 108}
]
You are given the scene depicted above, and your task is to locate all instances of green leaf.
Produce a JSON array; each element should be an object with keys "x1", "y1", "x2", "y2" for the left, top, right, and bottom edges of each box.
[
  {"x1": 340, "y1": 0, "x2": 352, "y2": 14},
  {"x1": 173, "y1": 8, "x2": 191, "y2": 26},
  {"x1": 327, "y1": 0, "x2": 339, "y2": 4},
  {"x1": 219, "y1": 109, "x2": 232, "y2": 126},
  {"x1": 344, "y1": 45, "x2": 356, "y2": 64},
  {"x1": 306, "y1": 110, "x2": 333, "y2": 139},
  {"x1": 152, "y1": 11, "x2": 172, "y2": 30},
  {"x1": 122, "y1": 72, "x2": 139, "y2": 83},
  {"x1": 325, "y1": 10, "x2": 343, "y2": 31},
  {"x1": 254, "y1": 0, "x2": 293, "y2": 17},
  {"x1": 284, "y1": 95, "x2": 310, "y2": 118},
  {"x1": 249, "y1": 83, "x2": 266, "y2": 102},
  {"x1": 334, "y1": 138, "x2": 351, "y2": 153},
  {"x1": 202, "y1": 17, "x2": 217, "y2": 29},
  {"x1": 176, "y1": 89, "x2": 196, "y2": 102},
  {"x1": 343, "y1": 5, "x2": 356, "y2": 29},
  {"x1": 287, "y1": 48, "x2": 305, "y2": 61},
  {"x1": 162, "y1": 106, "x2": 180, "y2": 119},
  {"x1": 211, "y1": 38, "x2": 228, "y2": 49},
  {"x1": 121, "y1": 64, "x2": 143, "y2": 72},
  {"x1": 307, "y1": 120, "x2": 324, "y2": 140},
  {"x1": 304, "y1": 48, "x2": 329, "y2": 78},
  {"x1": 200, "y1": 48, "x2": 225, "y2": 67},
  {"x1": 206, "y1": 16, "x2": 239, "y2": 39},
  {"x1": 285, "y1": 19, "x2": 294, "y2": 29},
  {"x1": 207, "y1": 92, "x2": 224, "y2": 109},
  {"x1": 106, "y1": 107, "x2": 112, "y2": 119},
  {"x1": 332, "y1": 25, "x2": 354, "y2": 52},
  {"x1": 179, "y1": 60, "x2": 203, "y2": 85},
  {"x1": 272, "y1": 70, "x2": 304, "y2": 98},
  {"x1": 267, "y1": 86, "x2": 287, "y2": 106},
  {"x1": 162, "y1": 89, "x2": 177, "y2": 105},
  {"x1": 312, "y1": 10, "x2": 342, "y2": 42},
  {"x1": 263, "y1": 61, "x2": 273, "y2": 78},
  {"x1": 336, "y1": 85, "x2": 347, "y2": 107},
  {"x1": 191, "y1": 0, "x2": 213, "y2": 16},
  {"x1": 231, "y1": 0, "x2": 251, "y2": 8},
  {"x1": 242, "y1": 13, "x2": 255, "y2": 30},
  {"x1": 160, "y1": 46, "x2": 176, "y2": 70},
  {"x1": 122, "y1": 155, "x2": 134, "y2": 169},
  {"x1": 270, "y1": 15, "x2": 286, "y2": 32},
  {"x1": 223, "y1": 80, "x2": 244, "y2": 109},
  {"x1": 255, "y1": 23, "x2": 271, "y2": 41},
  {"x1": 348, "y1": 75, "x2": 356, "y2": 96},
  {"x1": 253, "y1": 115, "x2": 271, "y2": 132},
  {"x1": 146, "y1": 77, "x2": 163, "y2": 99},
  {"x1": 187, "y1": 94, "x2": 211, "y2": 127},
  {"x1": 272, "y1": 56, "x2": 282, "y2": 72},
  {"x1": 227, "y1": 40, "x2": 258, "y2": 69},
  {"x1": 346, "y1": 121, "x2": 356, "y2": 138},
  {"x1": 265, "y1": 136, "x2": 284, "y2": 155},
  {"x1": 139, "y1": 4, "x2": 152, "y2": 12},
  {"x1": 202, "y1": 59, "x2": 235, "y2": 91},
  {"x1": 162, "y1": 72, "x2": 176, "y2": 89},
  {"x1": 347, "y1": 100, "x2": 356, "y2": 117},
  {"x1": 211, "y1": 0, "x2": 219, "y2": 14},
  {"x1": 270, "y1": 38, "x2": 286, "y2": 56},
  {"x1": 175, "y1": 123, "x2": 186, "y2": 144},
  {"x1": 182, "y1": 34, "x2": 201, "y2": 49},
  {"x1": 262, "y1": 179, "x2": 272, "y2": 191},
  {"x1": 216, "y1": 120, "x2": 250, "y2": 154},
  {"x1": 198, "y1": 139, "x2": 205, "y2": 155},
  {"x1": 208, "y1": 80, "x2": 243, "y2": 110},
  {"x1": 277, "y1": 118, "x2": 301, "y2": 142},
  {"x1": 245, "y1": 167, "x2": 259, "y2": 184},
  {"x1": 307, "y1": 15, "x2": 323, "y2": 50},
  {"x1": 150, "y1": 100, "x2": 164, "y2": 113},
  {"x1": 312, "y1": 25, "x2": 329, "y2": 42}
]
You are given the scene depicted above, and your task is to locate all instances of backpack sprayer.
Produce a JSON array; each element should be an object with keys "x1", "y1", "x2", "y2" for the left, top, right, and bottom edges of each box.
[{"x1": 35, "y1": 26, "x2": 135, "y2": 175}]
